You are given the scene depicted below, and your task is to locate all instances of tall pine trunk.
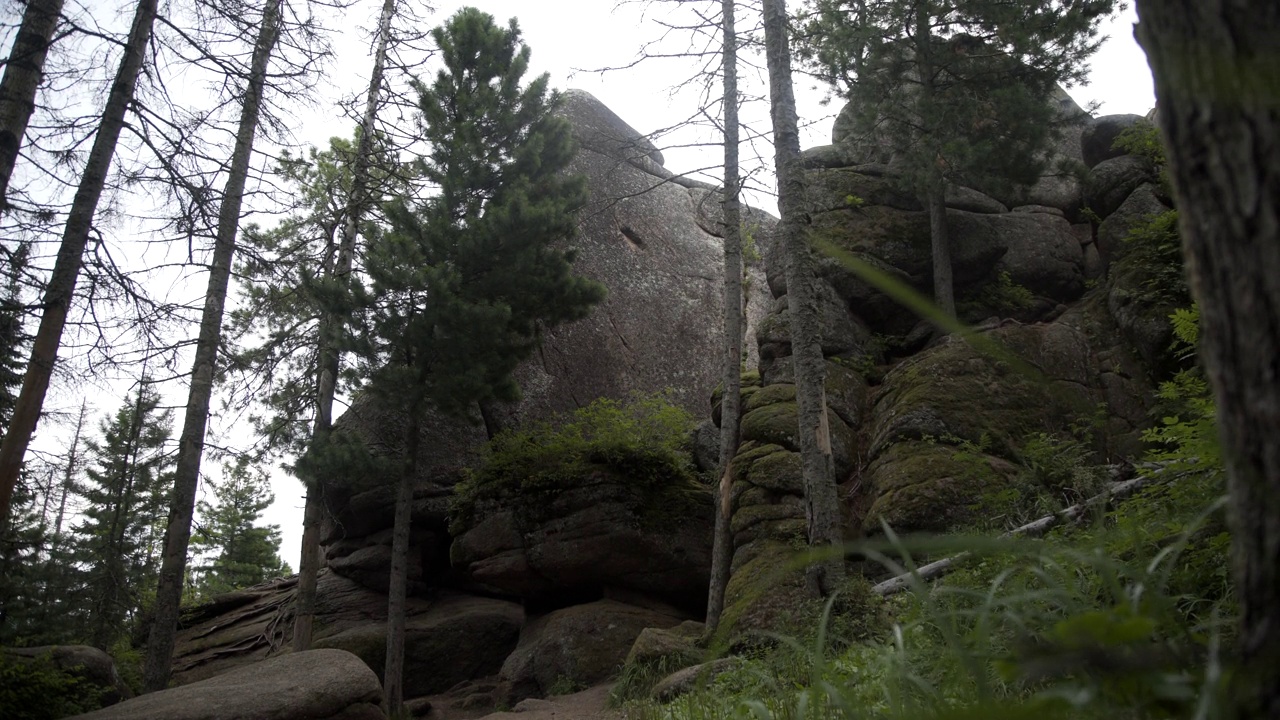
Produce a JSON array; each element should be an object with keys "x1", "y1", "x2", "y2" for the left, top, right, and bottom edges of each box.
[
  {"x1": 925, "y1": 171, "x2": 955, "y2": 319},
  {"x1": 0, "y1": 0, "x2": 157, "y2": 533},
  {"x1": 383, "y1": 409, "x2": 418, "y2": 715},
  {"x1": 1135, "y1": 2, "x2": 1280, "y2": 716},
  {"x1": 0, "y1": 0, "x2": 65, "y2": 211},
  {"x1": 142, "y1": 0, "x2": 283, "y2": 691},
  {"x1": 294, "y1": 0, "x2": 399, "y2": 652},
  {"x1": 706, "y1": 0, "x2": 743, "y2": 632},
  {"x1": 761, "y1": 0, "x2": 844, "y2": 595}
]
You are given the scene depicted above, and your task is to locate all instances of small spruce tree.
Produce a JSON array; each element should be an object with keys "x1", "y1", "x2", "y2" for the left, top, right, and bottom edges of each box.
[
  {"x1": 347, "y1": 7, "x2": 605, "y2": 713},
  {"x1": 190, "y1": 460, "x2": 290, "y2": 599}
]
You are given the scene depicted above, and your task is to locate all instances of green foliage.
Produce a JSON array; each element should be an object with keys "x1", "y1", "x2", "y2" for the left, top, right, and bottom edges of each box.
[
  {"x1": 0, "y1": 241, "x2": 30, "y2": 437},
  {"x1": 1117, "y1": 210, "x2": 1188, "y2": 308},
  {"x1": 356, "y1": 7, "x2": 605, "y2": 421},
  {"x1": 547, "y1": 674, "x2": 585, "y2": 697},
  {"x1": 1112, "y1": 123, "x2": 1166, "y2": 166},
  {"x1": 189, "y1": 459, "x2": 291, "y2": 600},
  {"x1": 959, "y1": 271, "x2": 1037, "y2": 318},
  {"x1": 800, "y1": 0, "x2": 1115, "y2": 195},
  {"x1": 72, "y1": 384, "x2": 174, "y2": 649},
  {"x1": 0, "y1": 651, "x2": 104, "y2": 720},
  {"x1": 226, "y1": 133, "x2": 405, "y2": 459},
  {"x1": 451, "y1": 393, "x2": 698, "y2": 533}
]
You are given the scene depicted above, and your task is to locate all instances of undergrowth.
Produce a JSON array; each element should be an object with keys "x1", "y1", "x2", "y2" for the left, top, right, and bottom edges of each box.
[{"x1": 451, "y1": 392, "x2": 700, "y2": 533}]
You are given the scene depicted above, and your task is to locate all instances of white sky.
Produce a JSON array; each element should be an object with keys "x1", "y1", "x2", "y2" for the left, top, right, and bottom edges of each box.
[{"x1": 16, "y1": 0, "x2": 1157, "y2": 576}]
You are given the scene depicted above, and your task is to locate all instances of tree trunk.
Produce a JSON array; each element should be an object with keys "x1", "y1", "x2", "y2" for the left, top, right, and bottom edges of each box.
[
  {"x1": 925, "y1": 171, "x2": 955, "y2": 319},
  {"x1": 706, "y1": 0, "x2": 743, "y2": 633},
  {"x1": 383, "y1": 409, "x2": 418, "y2": 716},
  {"x1": 1135, "y1": 3, "x2": 1280, "y2": 716},
  {"x1": 142, "y1": 0, "x2": 283, "y2": 691},
  {"x1": 294, "y1": 0, "x2": 398, "y2": 652},
  {"x1": 0, "y1": 0, "x2": 65, "y2": 212},
  {"x1": 0, "y1": 0, "x2": 157, "y2": 534},
  {"x1": 761, "y1": 0, "x2": 844, "y2": 596}
]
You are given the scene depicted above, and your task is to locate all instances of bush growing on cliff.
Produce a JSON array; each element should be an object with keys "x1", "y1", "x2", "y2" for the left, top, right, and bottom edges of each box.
[{"x1": 450, "y1": 393, "x2": 699, "y2": 532}]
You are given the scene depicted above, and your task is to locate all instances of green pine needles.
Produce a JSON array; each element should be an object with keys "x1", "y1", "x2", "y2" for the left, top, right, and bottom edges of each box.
[{"x1": 356, "y1": 7, "x2": 605, "y2": 418}]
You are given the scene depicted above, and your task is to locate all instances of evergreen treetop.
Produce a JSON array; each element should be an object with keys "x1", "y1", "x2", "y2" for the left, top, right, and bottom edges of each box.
[
  {"x1": 357, "y1": 6, "x2": 605, "y2": 420},
  {"x1": 190, "y1": 460, "x2": 289, "y2": 599},
  {"x1": 801, "y1": 0, "x2": 1115, "y2": 193}
]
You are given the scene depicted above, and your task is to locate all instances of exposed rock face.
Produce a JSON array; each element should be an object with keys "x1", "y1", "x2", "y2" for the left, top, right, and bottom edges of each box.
[
  {"x1": 313, "y1": 593, "x2": 523, "y2": 698},
  {"x1": 498, "y1": 600, "x2": 686, "y2": 702},
  {"x1": 319, "y1": 89, "x2": 771, "y2": 597},
  {"x1": 1081, "y1": 114, "x2": 1150, "y2": 168},
  {"x1": 450, "y1": 469, "x2": 713, "y2": 613},
  {"x1": 1084, "y1": 154, "x2": 1159, "y2": 219},
  {"x1": 71, "y1": 650, "x2": 384, "y2": 720}
]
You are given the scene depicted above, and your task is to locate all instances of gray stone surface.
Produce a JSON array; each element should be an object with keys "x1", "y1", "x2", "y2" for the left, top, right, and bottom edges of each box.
[
  {"x1": 70, "y1": 650, "x2": 385, "y2": 720},
  {"x1": 499, "y1": 600, "x2": 685, "y2": 702},
  {"x1": 313, "y1": 593, "x2": 523, "y2": 698},
  {"x1": 1096, "y1": 183, "x2": 1172, "y2": 263},
  {"x1": 1082, "y1": 114, "x2": 1150, "y2": 168},
  {"x1": 1084, "y1": 154, "x2": 1157, "y2": 220},
  {"x1": 450, "y1": 471, "x2": 714, "y2": 612}
]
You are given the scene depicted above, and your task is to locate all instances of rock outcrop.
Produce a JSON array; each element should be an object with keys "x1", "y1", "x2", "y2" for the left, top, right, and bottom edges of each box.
[
  {"x1": 71, "y1": 650, "x2": 384, "y2": 720},
  {"x1": 3, "y1": 645, "x2": 132, "y2": 707}
]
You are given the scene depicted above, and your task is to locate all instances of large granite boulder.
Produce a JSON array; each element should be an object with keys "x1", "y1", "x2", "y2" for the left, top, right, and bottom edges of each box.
[
  {"x1": 318, "y1": 89, "x2": 773, "y2": 590},
  {"x1": 70, "y1": 650, "x2": 384, "y2": 720},
  {"x1": 1082, "y1": 114, "x2": 1150, "y2": 169},
  {"x1": 450, "y1": 468, "x2": 713, "y2": 613},
  {"x1": 498, "y1": 600, "x2": 685, "y2": 702},
  {"x1": 313, "y1": 593, "x2": 523, "y2": 699},
  {"x1": 1084, "y1": 154, "x2": 1158, "y2": 220}
]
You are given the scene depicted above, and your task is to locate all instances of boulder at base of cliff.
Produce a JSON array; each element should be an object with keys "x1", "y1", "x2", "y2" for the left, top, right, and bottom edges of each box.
[
  {"x1": 313, "y1": 592, "x2": 523, "y2": 699},
  {"x1": 498, "y1": 599, "x2": 686, "y2": 702},
  {"x1": 450, "y1": 468, "x2": 713, "y2": 613},
  {"x1": 3, "y1": 644, "x2": 132, "y2": 708},
  {"x1": 69, "y1": 649, "x2": 384, "y2": 720}
]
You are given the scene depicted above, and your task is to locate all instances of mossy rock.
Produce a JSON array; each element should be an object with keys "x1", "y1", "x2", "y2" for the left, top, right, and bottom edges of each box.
[
  {"x1": 710, "y1": 371, "x2": 764, "y2": 426},
  {"x1": 863, "y1": 440, "x2": 1019, "y2": 534},
  {"x1": 743, "y1": 383, "x2": 798, "y2": 412},
  {"x1": 733, "y1": 517, "x2": 808, "y2": 549},
  {"x1": 740, "y1": 402, "x2": 856, "y2": 479},
  {"x1": 732, "y1": 445, "x2": 802, "y2": 495},
  {"x1": 869, "y1": 326, "x2": 1099, "y2": 460},
  {"x1": 719, "y1": 542, "x2": 890, "y2": 644},
  {"x1": 730, "y1": 498, "x2": 805, "y2": 537}
]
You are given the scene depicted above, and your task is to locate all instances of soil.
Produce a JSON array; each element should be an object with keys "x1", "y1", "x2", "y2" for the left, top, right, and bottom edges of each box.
[{"x1": 420, "y1": 683, "x2": 624, "y2": 720}]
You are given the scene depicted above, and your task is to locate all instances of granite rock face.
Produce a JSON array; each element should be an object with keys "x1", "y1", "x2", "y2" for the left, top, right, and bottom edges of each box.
[{"x1": 71, "y1": 650, "x2": 385, "y2": 720}]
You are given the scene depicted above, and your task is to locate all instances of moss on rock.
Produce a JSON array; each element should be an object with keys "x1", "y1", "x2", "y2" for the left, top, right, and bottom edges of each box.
[{"x1": 863, "y1": 440, "x2": 1019, "y2": 534}]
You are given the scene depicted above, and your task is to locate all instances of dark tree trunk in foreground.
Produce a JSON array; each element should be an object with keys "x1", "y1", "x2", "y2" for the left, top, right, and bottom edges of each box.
[
  {"x1": 706, "y1": 0, "x2": 743, "y2": 633},
  {"x1": 925, "y1": 172, "x2": 955, "y2": 319},
  {"x1": 761, "y1": 0, "x2": 844, "y2": 595},
  {"x1": 0, "y1": 0, "x2": 65, "y2": 212},
  {"x1": 383, "y1": 411, "x2": 418, "y2": 716},
  {"x1": 294, "y1": 0, "x2": 399, "y2": 653},
  {"x1": 1135, "y1": 2, "x2": 1280, "y2": 717},
  {"x1": 142, "y1": 0, "x2": 283, "y2": 691},
  {"x1": 0, "y1": 0, "x2": 157, "y2": 534}
]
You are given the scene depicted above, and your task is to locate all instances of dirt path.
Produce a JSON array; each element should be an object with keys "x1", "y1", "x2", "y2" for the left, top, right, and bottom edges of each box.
[{"x1": 424, "y1": 684, "x2": 624, "y2": 720}]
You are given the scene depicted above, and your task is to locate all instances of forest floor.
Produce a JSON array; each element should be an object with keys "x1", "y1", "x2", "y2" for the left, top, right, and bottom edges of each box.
[{"x1": 424, "y1": 683, "x2": 624, "y2": 720}]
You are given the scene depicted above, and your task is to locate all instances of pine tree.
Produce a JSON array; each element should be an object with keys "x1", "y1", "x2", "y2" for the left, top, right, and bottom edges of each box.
[
  {"x1": 800, "y1": 0, "x2": 1114, "y2": 317},
  {"x1": 190, "y1": 460, "x2": 289, "y2": 599},
  {"x1": 0, "y1": 0, "x2": 66, "y2": 213},
  {"x1": 71, "y1": 383, "x2": 173, "y2": 650},
  {"x1": 352, "y1": 8, "x2": 605, "y2": 712},
  {"x1": 0, "y1": 242, "x2": 30, "y2": 438}
]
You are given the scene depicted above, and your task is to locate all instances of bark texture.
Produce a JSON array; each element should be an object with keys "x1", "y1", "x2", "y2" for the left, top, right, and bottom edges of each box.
[
  {"x1": 0, "y1": 0, "x2": 157, "y2": 532},
  {"x1": 762, "y1": 0, "x2": 844, "y2": 595},
  {"x1": 706, "y1": 0, "x2": 743, "y2": 633},
  {"x1": 1135, "y1": 3, "x2": 1280, "y2": 717},
  {"x1": 0, "y1": 0, "x2": 64, "y2": 211},
  {"x1": 383, "y1": 412, "x2": 418, "y2": 716},
  {"x1": 142, "y1": 0, "x2": 283, "y2": 691},
  {"x1": 294, "y1": 0, "x2": 398, "y2": 652},
  {"x1": 925, "y1": 174, "x2": 955, "y2": 319}
]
